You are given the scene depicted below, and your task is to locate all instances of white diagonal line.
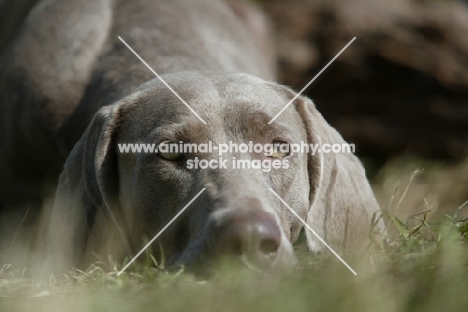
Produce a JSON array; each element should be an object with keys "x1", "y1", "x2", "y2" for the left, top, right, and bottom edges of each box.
[
  {"x1": 268, "y1": 37, "x2": 356, "y2": 124},
  {"x1": 117, "y1": 188, "x2": 206, "y2": 276},
  {"x1": 118, "y1": 36, "x2": 207, "y2": 125},
  {"x1": 268, "y1": 188, "x2": 357, "y2": 275}
]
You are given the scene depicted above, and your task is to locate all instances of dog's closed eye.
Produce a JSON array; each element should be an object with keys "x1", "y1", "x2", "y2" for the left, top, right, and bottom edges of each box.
[
  {"x1": 266, "y1": 140, "x2": 290, "y2": 159},
  {"x1": 158, "y1": 141, "x2": 185, "y2": 161}
]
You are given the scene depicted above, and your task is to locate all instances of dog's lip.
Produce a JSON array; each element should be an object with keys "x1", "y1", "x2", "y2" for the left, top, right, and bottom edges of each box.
[
  {"x1": 239, "y1": 254, "x2": 274, "y2": 273},
  {"x1": 171, "y1": 237, "x2": 295, "y2": 275}
]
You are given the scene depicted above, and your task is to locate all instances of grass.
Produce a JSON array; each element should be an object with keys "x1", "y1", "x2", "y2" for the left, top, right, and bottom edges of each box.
[{"x1": 1, "y1": 157, "x2": 468, "y2": 312}]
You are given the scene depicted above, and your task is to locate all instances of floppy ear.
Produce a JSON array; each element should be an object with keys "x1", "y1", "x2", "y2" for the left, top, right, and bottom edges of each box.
[
  {"x1": 293, "y1": 95, "x2": 384, "y2": 253},
  {"x1": 45, "y1": 104, "x2": 128, "y2": 272}
]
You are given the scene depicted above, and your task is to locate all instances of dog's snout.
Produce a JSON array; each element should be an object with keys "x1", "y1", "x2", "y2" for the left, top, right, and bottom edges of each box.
[{"x1": 210, "y1": 209, "x2": 282, "y2": 269}]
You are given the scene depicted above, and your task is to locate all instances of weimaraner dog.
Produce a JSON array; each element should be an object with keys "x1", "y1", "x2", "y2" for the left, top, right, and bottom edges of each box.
[{"x1": 0, "y1": 0, "x2": 383, "y2": 274}]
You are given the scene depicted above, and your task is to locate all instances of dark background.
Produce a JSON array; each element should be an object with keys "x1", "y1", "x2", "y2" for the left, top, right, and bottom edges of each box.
[{"x1": 264, "y1": 0, "x2": 468, "y2": 161}]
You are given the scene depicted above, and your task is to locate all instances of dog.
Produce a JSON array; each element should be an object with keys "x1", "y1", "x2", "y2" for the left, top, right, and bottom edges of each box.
[{"x1": 0, "y1": 0, "x2": 383, "y2": 274}]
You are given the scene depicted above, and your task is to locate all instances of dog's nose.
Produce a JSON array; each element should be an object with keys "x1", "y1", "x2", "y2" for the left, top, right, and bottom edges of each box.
[{"x1": 210, "y1": 209, "x2": 282, "y2": 269}]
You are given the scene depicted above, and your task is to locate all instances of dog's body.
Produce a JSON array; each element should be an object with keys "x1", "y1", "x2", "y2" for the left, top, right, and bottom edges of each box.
[{"x1": 0, "y1": 0, "x2": 383, "y2": 274}]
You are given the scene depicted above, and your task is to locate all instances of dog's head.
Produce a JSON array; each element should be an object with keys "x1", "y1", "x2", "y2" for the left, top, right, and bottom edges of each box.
[{"x1": 46, "y1": 71, "x2": 381, "y2": 274}]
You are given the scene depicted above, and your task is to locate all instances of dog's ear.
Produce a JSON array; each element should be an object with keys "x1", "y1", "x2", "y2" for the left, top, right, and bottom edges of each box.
[
  {"x1": 292, "y1": 94, "x2": 383, "y2": 253},
  {"x1": 45, "y1": 104, "x2": 127, "y2": 272}
]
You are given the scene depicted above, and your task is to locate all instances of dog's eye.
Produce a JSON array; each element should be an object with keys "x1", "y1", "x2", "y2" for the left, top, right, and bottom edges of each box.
[
  {"x1": 270, "y1": 140, "x2": 290, "y2": 158},
  {"x1": 159, "y1": 151, "x2": 184, "y2": 161},
  {"x1": 158, "y1": 141, "x2": 184, "y2": 161}
]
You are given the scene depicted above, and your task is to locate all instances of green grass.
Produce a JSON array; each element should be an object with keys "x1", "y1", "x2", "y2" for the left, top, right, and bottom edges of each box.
[{"x1": 1, "y1": 158, "x2": 468, "y2": 312}]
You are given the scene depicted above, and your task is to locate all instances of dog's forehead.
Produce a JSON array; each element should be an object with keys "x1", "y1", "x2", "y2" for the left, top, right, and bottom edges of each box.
[
  {"x1": 135, "y1": 71, "x2": 287, "y2": 110},
  {"x1": 124, "y1": 71, "x2": 305, "y2": 140}
]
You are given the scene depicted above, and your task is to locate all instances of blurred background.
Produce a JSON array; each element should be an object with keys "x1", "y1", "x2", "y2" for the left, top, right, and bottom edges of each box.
[
  {"x1": 1, "y1": 0, "x2": 467, "y2": 220},
  {"x1": 265, "y1": 0, "x2": 468, "y2": 160}
]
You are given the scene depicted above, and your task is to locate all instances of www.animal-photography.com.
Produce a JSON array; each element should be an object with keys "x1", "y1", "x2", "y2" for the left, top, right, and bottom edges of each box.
[{"x1": 1, "y1": 0, "x2": 468, "y2": 311}]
